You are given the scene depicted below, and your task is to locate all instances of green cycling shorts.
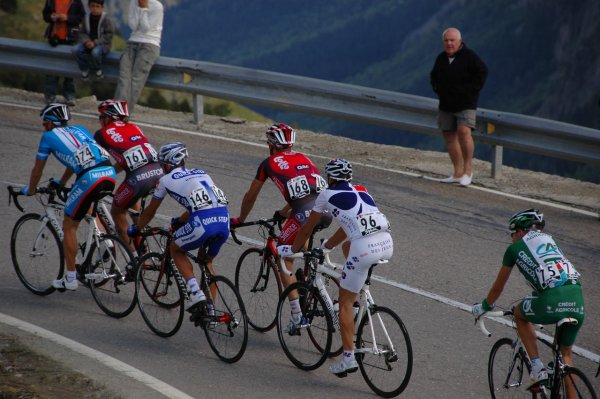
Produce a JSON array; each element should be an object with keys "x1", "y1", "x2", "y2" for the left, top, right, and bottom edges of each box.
[{"x1": 518, "y1": 283, "x2": 584, "y2": 346}]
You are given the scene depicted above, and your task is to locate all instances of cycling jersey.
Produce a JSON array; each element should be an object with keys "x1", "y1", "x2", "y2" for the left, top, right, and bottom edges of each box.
[
  {"x1": 312, "y1": 181, "x2": 393, "y2": 293},
  {"x1": 154, "y1": 166, "x2": 229, "y2": 254},
  {"x1": 503, "y1": 231, "x2": 580, "y2": 294},
  {"x1": 37, "y1": 125, "x2": 110, "y2": 176},
  {"x1": 255, "y1": 151, "x2": 327, "y2": 206},
  {"x1": 37, "y1": 125, "x2": 116, "y2": 220},
  {"x1": 256, "y1": 151, "x2": 328, "y2": 245},
  {"x1": 94, "y1": 121, "x2": 158, "y2": 173},
  {"x1": 94, "y1": 121, "x2": 162, "y2": 208}
]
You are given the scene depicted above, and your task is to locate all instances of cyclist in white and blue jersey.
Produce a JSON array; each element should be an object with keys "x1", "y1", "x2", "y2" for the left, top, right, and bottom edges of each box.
[
  {"x1": 279, "y1": 158, "x2": 393, "y2": 377},
  {"x1": 128, "y1": 142, "x2": 230, "y2": 311},
  {"x1": 21, "y1": 103, "x2": 117, "y2": 290}
]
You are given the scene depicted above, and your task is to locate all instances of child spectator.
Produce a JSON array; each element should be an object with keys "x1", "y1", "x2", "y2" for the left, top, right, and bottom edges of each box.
[{"x1": 73, "y1": 0, "x2": 114, "y2": 80}]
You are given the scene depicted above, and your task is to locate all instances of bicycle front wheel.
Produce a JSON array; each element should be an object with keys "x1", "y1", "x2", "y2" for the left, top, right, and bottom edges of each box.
[
  {"x1": 11, "y1": 213, "x2": 63, "y2": 295},
  {"x1": 235, "y1": 248, "x2": 282, "y2": 332},
  {"x1": 488, "y1": 337, "x2": 530, "y2": 399},
  {"x1": 87, "y1": 234, "x2": 137, "y2": 318},
  {"x1": 136, "y1": 252, "x2": 184, "y2": 337},
  {"x1": 276, "y1": 282, "x2": 332, "y2": 371},
  {"x1": 201, "y1": 275, "x2": 248, "y2": 363},
  {"x1": 356, "y1": 306, "x2": 413, "y2": 398},
  {"x1": 558, "y1": 367, "x2": 597, "y2": 399}
]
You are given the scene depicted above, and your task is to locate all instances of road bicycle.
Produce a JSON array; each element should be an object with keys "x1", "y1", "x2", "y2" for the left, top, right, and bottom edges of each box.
[
  {"x1": 478, "y1": 307, "x2": 597, "y2": 399},
  {"x1": 134, "y1": 229, "x2": 248, "y2": 363},
  {"x1": 232, "y1": 217, "x2": 340, "y2": 342},
  {"x1": 8, "y1": 183, "x2": 137, "y2": 319},
  {"x1": 275, "y1": 248, "x2": 413, "y2": 398}
]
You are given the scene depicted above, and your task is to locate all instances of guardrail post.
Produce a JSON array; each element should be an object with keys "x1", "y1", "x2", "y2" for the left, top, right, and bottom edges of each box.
[
  {"x1": 491, "y1": 144, "x2": 503, "y2": 179},
  {"x1": 193, "y1": 94, "x2": 204, "y2": 126}
]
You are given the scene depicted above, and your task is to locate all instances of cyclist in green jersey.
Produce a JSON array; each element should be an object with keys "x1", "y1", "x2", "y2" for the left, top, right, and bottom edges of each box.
[{"x1": 472, "y1": 209, "x2": 584, "y2": 391}]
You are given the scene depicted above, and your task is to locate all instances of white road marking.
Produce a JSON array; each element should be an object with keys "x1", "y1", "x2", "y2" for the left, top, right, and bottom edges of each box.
[{"x1": 0, "y1": 312, "x2": 195, "y2": 399}]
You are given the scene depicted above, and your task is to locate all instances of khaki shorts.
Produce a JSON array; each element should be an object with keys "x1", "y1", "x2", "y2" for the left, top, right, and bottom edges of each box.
[{"x1": 437, "y1": 109, "x2": 476, "y2": 131}]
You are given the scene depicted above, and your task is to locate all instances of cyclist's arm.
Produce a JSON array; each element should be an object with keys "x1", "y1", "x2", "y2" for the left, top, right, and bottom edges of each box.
[
  {"x1": 58, "y1": 167, "x2": 74, "y2": 186},
  {"x1": 483, "y1": 265, "x2": 513, "y2": 306},
  {"x1": 238, "y1": 178, "x2": 264, "y2": 223},
  {"x1": 25, "y1": 158, "x2": 47, "y2": 195},
  {"x1": 137, "y1": 197, "x2": 162, "y2": 230},
  {"x1": 291, "y1": 210, "x2": 322, "y2": 253},
  {"x1": 324, "y1": 227, "x2": 347, "y2": 250}
]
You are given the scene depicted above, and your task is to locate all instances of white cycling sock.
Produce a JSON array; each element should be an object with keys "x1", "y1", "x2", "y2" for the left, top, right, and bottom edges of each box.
[
  {"x1": 530, "y1": 358, "x2": 544, "y2": 373},
  {"x1": 186, "y1": 277, "x2": 200, "y2": 295},
  {"x1": 290, "y1": 298, "x2": 301, "y2": 316},
  {"x1": 66, "y1": 271, "x2": 77, "y2": 282}
]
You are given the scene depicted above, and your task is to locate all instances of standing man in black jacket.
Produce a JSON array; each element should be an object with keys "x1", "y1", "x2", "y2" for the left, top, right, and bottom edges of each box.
[{"x1": 430, "y1": 27, "x2": 487, "y2": 187}]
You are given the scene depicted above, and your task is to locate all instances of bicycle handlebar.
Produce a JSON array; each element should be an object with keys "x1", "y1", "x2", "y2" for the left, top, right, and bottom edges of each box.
[
  {"x1": 229, "y1": 217, "x2": 278, "y2": 245},
  {"x1": 7, "y1": 183, "x2": 71, "y2": 213},
  {"x1": 477, "y1": 309, "x2": 514, "y2": 337}
]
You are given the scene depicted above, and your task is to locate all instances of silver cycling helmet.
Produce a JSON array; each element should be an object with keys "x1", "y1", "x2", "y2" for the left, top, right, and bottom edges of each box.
[{"x1": 158, "y1": 142, "x2": 188, "y2": 166}]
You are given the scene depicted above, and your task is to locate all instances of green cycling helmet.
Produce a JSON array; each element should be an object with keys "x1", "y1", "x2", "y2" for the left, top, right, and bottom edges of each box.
[{"x1": 508, "y1": 208, "x2": 545, "y2": 232}]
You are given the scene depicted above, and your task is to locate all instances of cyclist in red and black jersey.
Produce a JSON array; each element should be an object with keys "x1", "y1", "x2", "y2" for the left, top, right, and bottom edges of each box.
[
  {"x1": 94, "y1": 99, "x2": 163, "y2": 250},
  {"x1": 231, "y1": 123, "x2": 330, "y2": 325}
]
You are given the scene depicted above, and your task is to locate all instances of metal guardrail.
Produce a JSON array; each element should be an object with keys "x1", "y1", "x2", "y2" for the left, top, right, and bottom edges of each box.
[{"x1": 1, "y1": 37, "x2": 599, "y2": 178}]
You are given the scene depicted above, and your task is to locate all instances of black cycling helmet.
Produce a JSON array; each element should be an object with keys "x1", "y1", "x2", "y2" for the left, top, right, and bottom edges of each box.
[
  {"x1": 158, "y1": 142, "x2": 188, "y2": 166},
  {"x1": 98, "y1": 99, "x2": 129, "y2": 120},
  {"x1": 508, "y1": 208, "x2": 545, "y2": 232},
  {"x1": 266, "y1": 123, "x2": 296, "y2": 148},
  {"x1": 325, "y1": 158, "x2": 353, "y2": 182},
  {"x1": 40, "y1": 103, "x2": 71, "y2": 125}
]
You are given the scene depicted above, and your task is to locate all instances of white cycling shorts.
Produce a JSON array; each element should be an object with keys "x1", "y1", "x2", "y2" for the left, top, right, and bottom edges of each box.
[{"x1": 340, "y1": 232, "x2": 393, "y2": 293}]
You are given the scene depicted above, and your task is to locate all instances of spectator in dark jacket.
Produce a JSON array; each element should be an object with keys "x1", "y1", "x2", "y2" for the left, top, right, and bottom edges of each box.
[
  {"x1": 43, "y1": 0, "x2": 85, "y2": 106},
  {"x1": 73, "y1": 0, "x2": 114, "y2": 80},
  {"x1": 430, "y1": 27, "x2": 487, "y2": 187}
]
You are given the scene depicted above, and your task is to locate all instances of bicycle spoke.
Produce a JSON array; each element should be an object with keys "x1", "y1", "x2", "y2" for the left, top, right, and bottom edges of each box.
[{"x1": 356, "y1": 306, "x2": 412, "y2": 398}]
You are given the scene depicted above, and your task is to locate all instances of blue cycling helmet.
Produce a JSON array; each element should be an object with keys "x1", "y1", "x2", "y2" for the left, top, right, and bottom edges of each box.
[
  {"x1": 40, "y1": 103, "x2": 71, "y2": 125},
  {"x1": 158, "y1": 142, "x2": 188, "y2": 166}
]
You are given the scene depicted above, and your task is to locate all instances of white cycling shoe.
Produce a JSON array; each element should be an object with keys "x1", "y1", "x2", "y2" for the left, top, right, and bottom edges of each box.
[
  {"x1": 329, "y1": 357, "x2": 358, "y2": 377},
  {"x1": 52, "y1": 277, "x2": 78, "y2": 291}
]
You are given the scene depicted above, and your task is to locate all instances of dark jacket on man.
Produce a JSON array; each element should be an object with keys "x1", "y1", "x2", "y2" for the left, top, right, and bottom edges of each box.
[
  {"x1": 430, "y1": 43, "x2": 488, "y2": 113},
  {"x1": 43, "y1": 0, "x2": 85, "y2": 45}
]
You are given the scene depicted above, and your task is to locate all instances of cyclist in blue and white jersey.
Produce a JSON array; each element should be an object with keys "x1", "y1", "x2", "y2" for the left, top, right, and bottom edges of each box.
[
  {"x1": 128, "y1": 142, "x2": 230, "y2": 311},
  {"x1": 278, "y1": 158, "x2": 393, "y2": 377},
  {"x1": 21, "y1": 103, "x2": 117, "y2": 290}
]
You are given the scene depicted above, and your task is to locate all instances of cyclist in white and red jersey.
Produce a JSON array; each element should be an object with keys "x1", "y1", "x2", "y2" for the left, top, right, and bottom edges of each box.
[
  {"x1": 94, "y1": 99, "x2": 163, "y2": 250},
  {"x1": 230, "y1": 123, "x2": 330, "y2": 325},
  {"x1": 278, "y1": 158, "x2": 393, "y2": 377},
  {"x1": 472, "y1": 209, "x2": 584, "y2": 394},
  {"x1": 128, "y1": 142, "x2": 230, "y2": 311}
]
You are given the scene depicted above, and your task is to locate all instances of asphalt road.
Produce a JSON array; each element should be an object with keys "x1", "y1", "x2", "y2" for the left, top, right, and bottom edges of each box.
[{"x1": 1, "y1": 102, "x2": 598, "y2": 398}]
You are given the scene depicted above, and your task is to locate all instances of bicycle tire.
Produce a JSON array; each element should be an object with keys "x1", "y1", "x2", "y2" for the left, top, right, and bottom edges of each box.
[
  {"x1": 488, "y1": 337, "x2": 530, "y2": 399},
  {"x1": 234, "y1": 247, "x2": 282, "y2": 332},
  {"x1": 135, "y1": 252, "x2": 184, "y2": 338},
  {"x1": 87, "y1": 233, "x2": 137, "y2": 318},
  {"x1": 276, "y1": 282, "x2": 332, "y2": 371},
  {"x1": 558, "y1": 366, "x2": 597, "y2": 399},
  {"x1": 356, "y1": 305, "x2": 412, "y2": 398},
  {"x1": 10, "y1": 213, "x2": 63, "y2": 296},
  {"x1": 324, "y1": 275, "x2": 343, "y2": 358},
  {"x1": 202, "y1": 275, "x2": 248, "y2": 363}
]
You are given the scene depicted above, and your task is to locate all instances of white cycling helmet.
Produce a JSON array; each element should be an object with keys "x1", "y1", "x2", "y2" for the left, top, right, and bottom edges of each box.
[
  {"x1": 158, "y1": 142, "x2": 188, "y2": 166},
  {"x1": 325, "y1": 158, "x2": 353, "y2": 181}
]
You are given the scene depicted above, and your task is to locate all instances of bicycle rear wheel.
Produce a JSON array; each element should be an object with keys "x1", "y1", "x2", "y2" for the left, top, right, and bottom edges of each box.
[
  {"x1": 488, "y1": 337, "x2": 530, "y2": 399},
  {"x1": 276, "y1": 282, "x2": 332, "y2": 371},
  {"x1": 559, "y1": 367, "x2": 597, "y2": 399},
  {"x1": 356, "y1": 306, "x2": 412, "y2": 398},
  {"x1": 136, "y1": 252, "x2": 184, "y2": 337},
  {"x1": 202, "y1": 276, "x2": 248, "y2": 363},
  {"x1": 87, "y1": 234, "x2": 137, "y2": 318},
  {"x1": 235, "y1": 248, "x2": 281, "y2": 332},
  {"x1": 11, "y1": 213, "x2": 63, "y2": 295}
]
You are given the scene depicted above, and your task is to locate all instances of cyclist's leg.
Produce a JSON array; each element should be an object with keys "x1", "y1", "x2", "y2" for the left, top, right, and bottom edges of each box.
[{"x1": 111, "y1": 176, "x2": 143, "y2": 252}]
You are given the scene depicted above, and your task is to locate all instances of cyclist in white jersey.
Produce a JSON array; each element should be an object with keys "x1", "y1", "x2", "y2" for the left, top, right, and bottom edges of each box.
[
  {"x1": 128, "y1": 142, "x2": 230, "y2": 311},
  {"x1": 278, "y1": 158, "x2": 393, "y2": 377}
]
